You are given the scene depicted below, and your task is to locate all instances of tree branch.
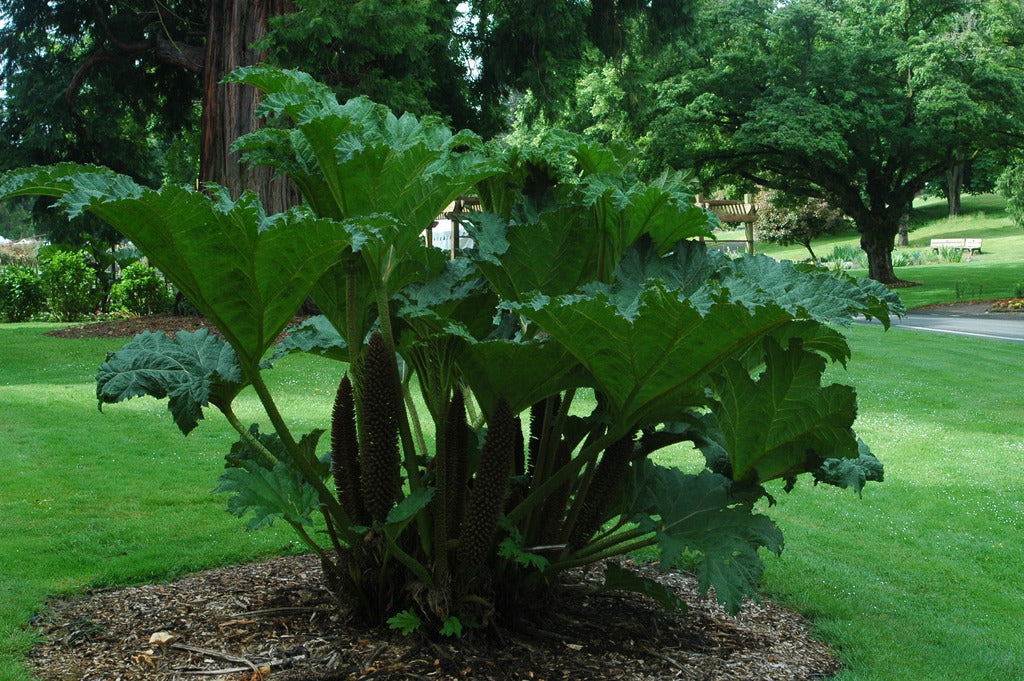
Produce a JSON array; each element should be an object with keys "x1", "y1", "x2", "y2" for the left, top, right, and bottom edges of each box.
[{"x1": 65, "y1": 2, "x2": 205, "y2": 119}]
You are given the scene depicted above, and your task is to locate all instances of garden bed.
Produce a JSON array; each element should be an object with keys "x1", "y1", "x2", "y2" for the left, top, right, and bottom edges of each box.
[{"x1": 28, "y1": 554, "x2": 840, "y2": 681}]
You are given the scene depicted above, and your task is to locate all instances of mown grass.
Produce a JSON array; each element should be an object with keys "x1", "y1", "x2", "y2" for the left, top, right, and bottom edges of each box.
[
  {"x1": 759, "y1": 323, "x2": 1024, "y2": 680},
  {"x1": 650, "y1": 320, "x2": 1024, "y2": 680},
  {"x1": 3, "y1": 315, "x2": 1023, "y2": 680},
  {"x1": 0, "y1": 324, "x2": 341, "y2": 681},
  {"x1": 718, "y1": 194, "x2": 1024, "y2": 307}
]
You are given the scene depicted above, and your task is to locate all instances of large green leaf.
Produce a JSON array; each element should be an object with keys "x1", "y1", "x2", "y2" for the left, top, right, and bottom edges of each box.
[
  {"x1": 631, "y1": 462, "x2": 783, "y2": 614},
  {"x1": 456, "y1": 338, "x2": 588, "y2": 417},
  {"x1": 270, "y1": 315, "x2": 348, "y2": 363},
  {"x1": 397, "y1": 257, "x2": 499, "y2": 342},
  {"x1": 96, "y1": 330, "x2": 245, "y2": 435},
  {"x1": 813, "y1": 439, "x2": 884, "y2": 495},
  {"x1": 706, "y1": 337, "x2": 859, "y2": 484},
  {"x1": 230, "y1": 67, "x2": 505, "y2": 341},
  {"x1": 230, "y1": 66, "x2": 503, "y2": 238},
  {"x1": 510, "y1": 285, "x2": 795, "y2": 430},
  {"x1": 610, "y1": 241, "x2": 726, "y2": 306},
  {"x1": 595, "y1": 561, "x2": 687, "y2": 612},
  {"x1": 720, "y1": 255, "x2": 904, "y2": 327},
  {"x1": 215, "y1": 459, "x2": 321, "y2": 531},
  {"x1": 579, "y1": 171, "x2": 713, "y2": 255},
  {"x1": 1, "y1": 165, "x2": 357, "y2": 368},
  {"x1": 466, "y1": 208, "x2": 606, "y2": 300}
]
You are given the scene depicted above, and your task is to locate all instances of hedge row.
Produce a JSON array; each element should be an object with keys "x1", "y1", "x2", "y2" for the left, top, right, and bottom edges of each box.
[{"x1": 0, "y1": 250, "x2": 173, "y2": 322}]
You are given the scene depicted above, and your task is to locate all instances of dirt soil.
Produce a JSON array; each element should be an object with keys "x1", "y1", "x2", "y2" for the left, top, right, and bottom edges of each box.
[
  {"x1": 33, "y1": 315, "x2": 842, "y2": 681},
  {"x1": 44, "y1": 314, "x2": 221, "y2": 340}
]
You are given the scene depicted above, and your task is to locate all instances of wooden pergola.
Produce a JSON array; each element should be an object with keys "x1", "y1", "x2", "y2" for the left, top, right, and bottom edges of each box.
[
  {"x1": 695, "y1": 193, "x2": 760, "y2": 254},
  {"x1": 424, "y1": 195, "x2": 481, "y2": 259}
]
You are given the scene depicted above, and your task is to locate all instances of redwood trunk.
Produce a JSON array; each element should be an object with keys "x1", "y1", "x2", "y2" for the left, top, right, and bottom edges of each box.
[{"x1": 200, "y1": 0, "x2": 298, "y2": 213}]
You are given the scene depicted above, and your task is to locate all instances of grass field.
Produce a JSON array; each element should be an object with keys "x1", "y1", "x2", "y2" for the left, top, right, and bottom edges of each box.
[
  {"x1": 759, "y1": 323, "x2": 1024, "y2": 680},
  {"x1": 718, "y1": 194, "x2": 1024, "y2": 306},
  {"x1": 2, "y1": 286, "x2": 1023, "y2": 679},
  {"x1": 0, "y1": 325, "x2": 341, "y2": 681}
]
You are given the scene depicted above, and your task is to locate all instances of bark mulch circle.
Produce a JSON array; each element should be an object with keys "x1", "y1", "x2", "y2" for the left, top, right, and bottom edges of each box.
[
  {"x1": 44, "y1": 314, "x2": 220, "y2": 340},
  {"x1": 28, "y1": 555, "x2": 840, "y2": 681}
]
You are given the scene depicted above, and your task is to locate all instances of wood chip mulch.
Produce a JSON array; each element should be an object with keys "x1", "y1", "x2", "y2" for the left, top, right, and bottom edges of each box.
[
  {"x1": 26, "y1": 554, "x2": 840, "y2": 681},
  {"x1": 44, "y1": 314, "x2": 220, "y2": 340}
]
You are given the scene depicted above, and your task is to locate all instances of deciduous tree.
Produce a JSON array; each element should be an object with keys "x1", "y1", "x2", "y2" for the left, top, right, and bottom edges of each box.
[{"x1": 644, "y1": 0, "x2": 1024, "y2": 284}]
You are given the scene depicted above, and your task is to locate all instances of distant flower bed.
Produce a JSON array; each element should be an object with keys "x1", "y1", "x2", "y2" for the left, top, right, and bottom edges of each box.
[{"x1": 990, "y1": 298, "x2": 1024, "y2": 311}]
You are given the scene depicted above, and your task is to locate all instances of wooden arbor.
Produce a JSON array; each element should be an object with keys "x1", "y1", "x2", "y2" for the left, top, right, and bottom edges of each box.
[
  {"x1": 695, "y1": 194, "x2": 760, "y2": 254},
  {"x1": 425, "y1": 196, "x2": 481, "y2": 259}
]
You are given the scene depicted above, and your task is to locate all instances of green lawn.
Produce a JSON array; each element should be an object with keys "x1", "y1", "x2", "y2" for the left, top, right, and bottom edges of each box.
[
  {"x1": 718, "y1": 194, "x2": 1024, "y2": 307},
  {"x1": 3, "y1": 316, "x2": 1023, "y2": 680},
  {"x1": 0, "y1": 324, "x2": 340, "y2": 681},
  {"x1": 759, "y1": 323, "x2": 1024, "y2": 680}
]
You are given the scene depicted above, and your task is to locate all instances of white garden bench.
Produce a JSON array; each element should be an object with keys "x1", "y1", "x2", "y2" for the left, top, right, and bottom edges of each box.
[{"x1": 929, "y1": 238, "x2": 982, "y2": 254}]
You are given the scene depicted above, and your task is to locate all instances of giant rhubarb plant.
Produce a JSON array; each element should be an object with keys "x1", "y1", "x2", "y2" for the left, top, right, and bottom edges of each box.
[{"x1": 0, "y1": 67, "x2": 903, "y2": 631}]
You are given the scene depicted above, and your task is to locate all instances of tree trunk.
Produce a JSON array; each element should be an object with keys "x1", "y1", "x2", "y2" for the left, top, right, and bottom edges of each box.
[
  {"x1": 801, "y1": 239, "x2": 817, "y2": 261},
  {"x1": 897, "y1": 202, "x2": 910, "y2": 247},
  {"x1": 200, "y1": 0, "x2": 299, "y2": 213},
  {"x1": 946, "y1": 161, "x2": 964, "y2": 218},
  {"x1": 858, "y1": 217, "x2": 903, "y2": 285}
]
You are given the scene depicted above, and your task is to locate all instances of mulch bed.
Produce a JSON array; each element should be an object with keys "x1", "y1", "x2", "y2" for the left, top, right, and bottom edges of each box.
[
  {"x1": 44, "y1": 314, "x2": 220, "y2": 340},
  {"x1": 27, "y1": 555, "x2": 840, "y2": 681}
]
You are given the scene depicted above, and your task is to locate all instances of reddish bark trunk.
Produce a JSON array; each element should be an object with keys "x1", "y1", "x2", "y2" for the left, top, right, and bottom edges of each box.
[{"x1": 200, "y1": 0, "x2": 299, "y2": 213}]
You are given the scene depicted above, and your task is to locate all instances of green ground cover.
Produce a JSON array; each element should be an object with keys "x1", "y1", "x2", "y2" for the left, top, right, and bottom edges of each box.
[{"x1": 2, "y1": 308, "x2": 1023, "y2": 680}]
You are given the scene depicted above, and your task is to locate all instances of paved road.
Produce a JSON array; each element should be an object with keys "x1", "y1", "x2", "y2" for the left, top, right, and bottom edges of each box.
[{"x1": 862, "y1": 311, "x2": 1024, "y2": 343}]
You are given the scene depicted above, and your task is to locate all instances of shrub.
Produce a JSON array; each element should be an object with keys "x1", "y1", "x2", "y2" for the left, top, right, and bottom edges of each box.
[
  {"x1": 755, "y1": 195, "x2": 850, "y2": 260},
  {"x1": 1, "y1": 68, "x2": 903, "y2": 636},
  {"x1": 0, "y1": 265, "x2": 45, "y2": 321},
  {"x1": 109, "y1": 261, "x2": 173, "y2": 316},
  {"x1": 39, "y1": 249, "x2": 101, "y2": 321},
  {"x1": 824, "y1": 244, "x2": 867, "y2": 269}
]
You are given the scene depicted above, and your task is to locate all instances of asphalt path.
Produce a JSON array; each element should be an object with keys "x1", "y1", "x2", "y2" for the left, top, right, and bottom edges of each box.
[{"x1": 860, "y1": 309, "x2": 1024, "y2": 343}]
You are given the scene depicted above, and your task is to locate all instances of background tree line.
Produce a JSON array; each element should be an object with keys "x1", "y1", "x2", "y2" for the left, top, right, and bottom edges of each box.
[{"x1": 2, "y1": 0, "x2": 1023, "y2": 284}]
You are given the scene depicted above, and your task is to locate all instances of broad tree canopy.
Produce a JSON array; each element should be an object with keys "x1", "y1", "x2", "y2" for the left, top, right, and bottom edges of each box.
[{"x1": 645, "y1": 0, "x2": 1024, "y2": 283}]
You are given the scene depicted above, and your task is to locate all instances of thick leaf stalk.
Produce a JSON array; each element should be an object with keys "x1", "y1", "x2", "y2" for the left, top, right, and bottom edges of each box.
[
  {"x1": 331, "y1": 374, "x2": 367, "y2": 525},
  {"x1": 457, "y1": 398, "x2": 515, "y2": 587},
  {"x1": 567, "y1": 433, "x2": 635, "y2": 551},
  {"x1": 359, "y1": 332, "x2": 402, "y2": 523},
  {"x1": 536, "y1": 441, "x2": 573, "y2": 545},
  {"x1": 527, "y1": 396, "x2": 560, "y2": 480},
  {"x1": 443, "y1": 389, "x2": 469, "y2": 541}
]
